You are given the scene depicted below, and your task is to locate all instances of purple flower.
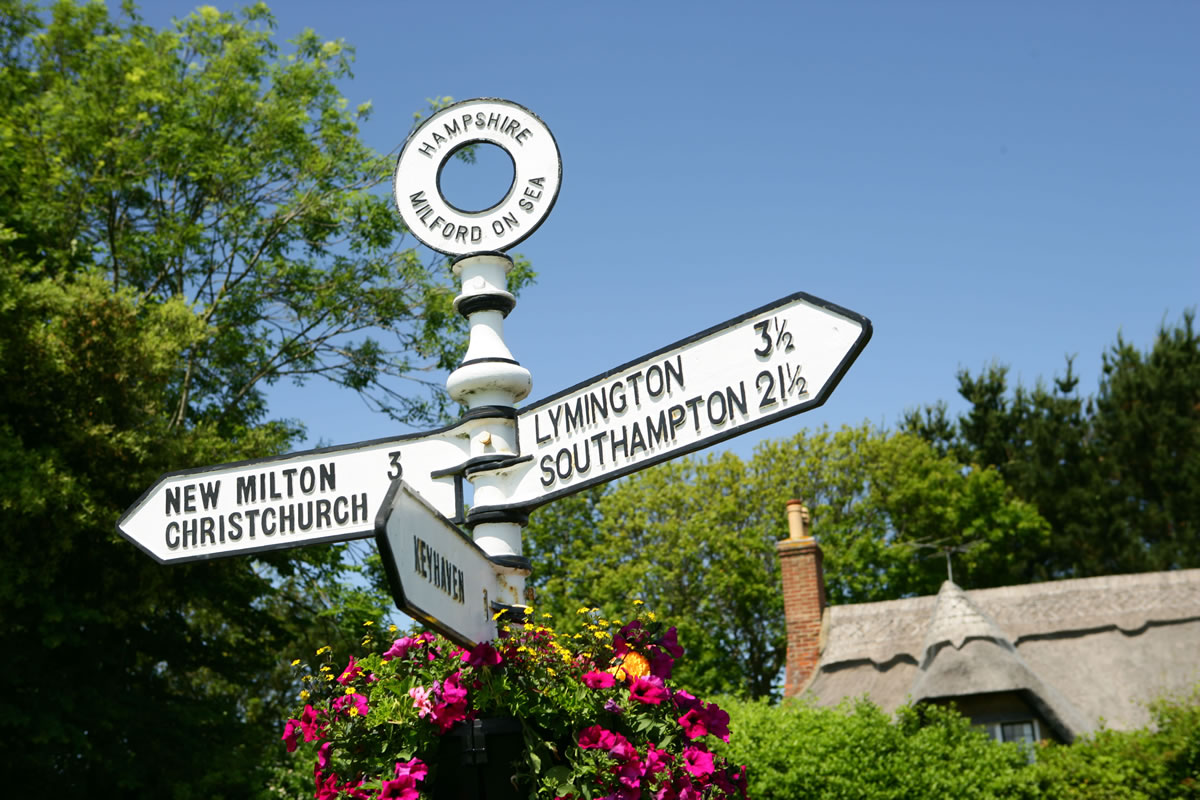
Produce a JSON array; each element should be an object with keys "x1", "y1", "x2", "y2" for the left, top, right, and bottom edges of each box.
[{"x1": 603, "y1": 698, "x2": 624, "y2": 714}]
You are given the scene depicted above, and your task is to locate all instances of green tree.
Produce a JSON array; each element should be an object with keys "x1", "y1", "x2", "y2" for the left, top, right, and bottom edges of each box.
[
  {"x1": 525, "y1": 425, "x2": 1049, "y2": 699},
  {"x1": 902, "y1": 313, "x2": 1199, "y2": 578},
  {"x1": 0, "y1": 2, "x2": 520, "y2": 794}
]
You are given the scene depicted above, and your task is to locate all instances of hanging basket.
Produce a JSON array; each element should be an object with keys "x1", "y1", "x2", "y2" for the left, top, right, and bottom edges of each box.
[{"x1": 432, "y1": 717, "x2": 525, "y2": 800}]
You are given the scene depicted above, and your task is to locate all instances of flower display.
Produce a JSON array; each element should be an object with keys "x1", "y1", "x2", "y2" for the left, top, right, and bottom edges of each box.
[{"x1": 283, "y1": 606, "x2": 748, "y2": 799}]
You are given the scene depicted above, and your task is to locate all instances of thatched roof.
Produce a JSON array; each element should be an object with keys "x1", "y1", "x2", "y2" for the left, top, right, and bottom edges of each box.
[{"x1": 805, "y1": 569, "x2": 1200, "y2": 737}]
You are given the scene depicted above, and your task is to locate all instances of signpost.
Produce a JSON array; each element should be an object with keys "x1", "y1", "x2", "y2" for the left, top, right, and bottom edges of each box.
[
  {"x1": 375, "y1": 481, "x2": 504, "y2": 647},
  {"x1": 116, "y1": 428, "x2": 467, "y2": 564},
  {"x1": 480, "y1": 292, "x2": 870, "y2": 514},
  {"x1": 117, "y1": 97, "x2": 872, "y2": 646}
]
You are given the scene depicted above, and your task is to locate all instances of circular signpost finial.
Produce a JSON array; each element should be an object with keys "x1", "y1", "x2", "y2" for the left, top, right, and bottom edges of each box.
[{"x1": 393, "y1": 98, "x2": 562, "y2": 256}]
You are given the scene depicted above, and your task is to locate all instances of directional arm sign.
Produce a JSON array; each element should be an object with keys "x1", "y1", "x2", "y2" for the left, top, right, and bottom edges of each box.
[
  {"x1": 375, "y1": 480, "x2": 503, "y2": 646},
  {"x1": 478, "y1": 292, "x2": 871, "y2": 513},
  {"x1": 116, "y1": 430, "x2": 467, "y2": 564}
]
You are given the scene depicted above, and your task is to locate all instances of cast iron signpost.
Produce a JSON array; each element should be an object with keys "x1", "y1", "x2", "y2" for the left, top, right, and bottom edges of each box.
[{"x1": 117, "y1": 98, "x2": 872, "y2": 646}]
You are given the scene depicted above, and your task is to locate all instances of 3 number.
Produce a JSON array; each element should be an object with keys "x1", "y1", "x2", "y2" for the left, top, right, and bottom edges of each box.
[{"x1": 387, "y1": 451, "x2": 403, "y2": 480}]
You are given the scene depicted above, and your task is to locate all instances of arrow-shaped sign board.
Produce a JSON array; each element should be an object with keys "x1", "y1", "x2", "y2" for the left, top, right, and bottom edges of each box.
[
  {"x1": 116, "y1": 432, "x2": 466, "y2": 564},
  {"x1": 482, "y1": 292, "x2": 871, "y2": 513},
  {"x1": 375, "y1": 480, "x2": 502, "y2": 647}
]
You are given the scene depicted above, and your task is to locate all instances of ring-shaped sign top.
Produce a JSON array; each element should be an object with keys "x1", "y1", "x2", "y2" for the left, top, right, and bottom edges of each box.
[{"x1": 393, "y1": 98, "x2": 562, "y2": 256}]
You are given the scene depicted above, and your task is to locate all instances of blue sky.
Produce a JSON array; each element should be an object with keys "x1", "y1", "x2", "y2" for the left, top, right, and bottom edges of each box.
[{"x1": 145, "y1": 0, "x2": 1198, "y2": 458}]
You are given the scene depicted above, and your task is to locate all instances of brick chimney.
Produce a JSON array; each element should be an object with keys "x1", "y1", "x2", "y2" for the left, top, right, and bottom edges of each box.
[{"x1": 777, "y1": 499, "x2": 826, "y2": 698}]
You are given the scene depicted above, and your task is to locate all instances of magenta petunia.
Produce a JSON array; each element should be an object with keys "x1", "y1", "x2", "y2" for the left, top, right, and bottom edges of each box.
[
  {"x1": 678, "y1": 708, "x2": 708, "y2": 740},
  {"x1": 317, "y1": 741, "x2": 331, "y2": 769},
  {"x1": 583, "y1": 670, "x2": 617, "y2": 689},
  {"x1": 461, "y1": 642, "x2": 503, "y2": 667},
  {"x1": 672, "y1": 689, "x2": 701, "y2": 714},
  {"x1": 394, "y1": 757, "x2": 428, "y2": 782},
  {"x1": 681, "y1": 746, "x2": 715, "y2": 779},
  {"x1": 629, "y1": 675, "x2": 668, "y2": 705},
  {"x1": 336, "y1": 655, "x2": 361, "y2": 685},
  {"x1": 659, "y1": 626, "x2": 684, "y2": 658},
  {"x1": 702, "y1": 702, "x2": 731, "y2": 742},
  {"x1": 333, "y1": 693, "x2": 369, "y2": 718},
  {"x1": 643, "y1": 743, "x2": 673, "y2": 775},
  {"x1": 578, "y1": 724, "x2": 617, "y2": 750},
  {"x1": 607, "y1": 732, "x2": 637, "y2": 762},
  {"x1": 299, "y1": 704, "x2": 323, "y2": 742},
  {"x1": 281, "y1": 719, "x2": 299, "y2": 752},
  {"x1": 614, "y1": 758, "x2": 643, "y2": 789},
  {"x1": 381, "y1": 637, "x2": 418, "y2": 662},
  {"x1": 649, "y1": 649, "x2": 675, "y2": 680}
]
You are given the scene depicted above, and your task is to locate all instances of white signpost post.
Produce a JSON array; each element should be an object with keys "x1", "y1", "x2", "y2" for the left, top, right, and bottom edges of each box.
[{"x1": 117, "y1": 98, "x2": 872, "y2": 646}]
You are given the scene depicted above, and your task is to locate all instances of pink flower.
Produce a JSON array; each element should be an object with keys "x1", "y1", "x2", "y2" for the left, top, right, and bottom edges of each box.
[
  {"x1": 336, "y1": 655, "x2": 361, "y2": 685},
  {"x1": 429, "y1": 672, "x2": 468, "y2": 733},
  {"x1": 681, "y1": 746, "x2": 715, "y2": 779},
  {"x1": 607, "y1": 732, "x2": 637, "y2": 762},
  {"x1": 643, "y1": 744, "x2": 673, "y2": 775},
  {"x1": 678, "y1": 701, "x2": 731, "y2": 741},
  {"x1": 614, "y1": 758, "x2": 643, "y2": 789},
  {"x1": 461, "y1": 642, "x2": 503, "y2": 667},
  {"x1": 317, "y1": 741, "x2": 332, "y2": 769},
  {"x1": 409, "y1": 685, "x2": 433, "y2": 718},
  {"x1": 382, "y1": 637, "x2": 418, "y2": 661},
  {"x1": 379, "y1": 758, "x2": 428, "y2": 799},
  {"x1": 629, "y1": 675, "x2": 668, "y2": 705},
  {"x1": 332, "y1": 693, "x2": 369, "y2": 718},
  {"x1": 281, "y1": 719, "x2": 299, "y2": 752},
  {"x1": 295, "y1": 704, "x2": 323, "y2": 742},
  {"x1": 394, "y1": 757, "x2": 429, "y2": 782},
  {"x1": 672, "y1": 689, "x2": 701, "y2": 713},
  {"x1": 578, "y1": 725, "x2": 617, "y2": 750},
  {"x1": 584, "y1": 670, "x2": 617, "y2": 689}
]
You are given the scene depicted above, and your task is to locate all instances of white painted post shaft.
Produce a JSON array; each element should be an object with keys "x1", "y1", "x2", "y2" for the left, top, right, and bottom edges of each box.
[{"x1": 446, "y1": 253, "x2": 531, "y2": 609}]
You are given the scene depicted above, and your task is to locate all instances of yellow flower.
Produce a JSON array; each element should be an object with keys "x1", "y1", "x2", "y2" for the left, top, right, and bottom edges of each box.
[
  {"x1": 647, "y1": 612, "x2": 657, "y2": 621},
  {"x1": 319, "y1": 665, "x2": 332, "y2": 672},
  {"x1": 388, "y1": 625, "x2": 398, "y2": 633},
  {"x1": 576, "y1": 607, "x2": 589, "y2": 615},
  {"x1": 542, "y1": 612, "x2": 553, "y2": 619},
  {"x1": 299, "y1": 690, "x2": 310, "y2": 700},
  {"x1": 492, "y1": 609, "x2": 505, "y2": 620},
  {"x1": 633, "y1": 599, "x2": 644, "y2": 606},
  {"x1": 345, "y1": 686, "x2": 356, "y2": 695},
  {"x1": 523, "y1": 606, "x2": 533, "y2": 615},
  {"x1": 609, "y1": 651, "x2": 651, "y2": 682},
  {"x1": 316, "y1": 646, "x2": 331, "y2": 655},
  {"x1": 291, "y1": 659, "x2": 301, "y2": 667},
  {"x1": 325, "y1": 675, "x2": 335, "y2": 681},
  {"x1": 349, "y1": 707, "x2": 359, "y2": 716},
  {"x1": 597, "y1": 619, "x2": 609, "y2": 627},
  {"x1": 363, "y1": 620, "x2": 374, "y2": 627}
]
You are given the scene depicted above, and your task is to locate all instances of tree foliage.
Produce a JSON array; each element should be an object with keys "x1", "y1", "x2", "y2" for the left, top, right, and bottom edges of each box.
[
  {"x1": 525, "y1": 426, "x2": 1049, "y2": 699},
  {"x1": 902, "y1": 313, "x2": 1199, "y2": 578},
  {"x1": 0, "y1": 2, "x2": 512, "y2": 794}
]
